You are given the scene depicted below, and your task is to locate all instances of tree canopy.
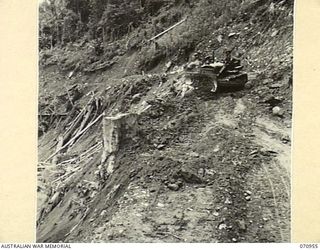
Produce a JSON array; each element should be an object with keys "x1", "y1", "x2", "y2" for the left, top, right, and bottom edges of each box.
[{"x1": 39, "y1": 0, "x2": 174, "y2": 49}]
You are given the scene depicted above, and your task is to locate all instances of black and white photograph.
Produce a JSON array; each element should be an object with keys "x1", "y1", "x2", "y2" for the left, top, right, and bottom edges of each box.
[{"x1": 37, "y1": 0, "x2": 294, "y2": 243}]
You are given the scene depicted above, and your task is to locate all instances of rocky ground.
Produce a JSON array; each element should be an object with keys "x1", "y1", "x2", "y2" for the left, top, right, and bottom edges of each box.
[{"x1": 37, "y1": 0, "x2": 293, "y2": 243}]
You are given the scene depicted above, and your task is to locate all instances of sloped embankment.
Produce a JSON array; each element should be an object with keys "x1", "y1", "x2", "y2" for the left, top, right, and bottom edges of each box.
[{"x1": 37, "y1": 0, "x2": 293, "y2": 243}]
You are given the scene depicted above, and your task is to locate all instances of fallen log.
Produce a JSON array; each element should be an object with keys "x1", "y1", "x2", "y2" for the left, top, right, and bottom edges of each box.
[
  {"x1": 63, "y1": 96, "x2": 94, "y2": 138},
  {"x1": 52, "y1": 166, "x2": 82, "y2": 184},
  {"x1": 79, "y1": 143, "x2": 102, "y2": 160},
  {"x1": 45, "y1": 113, "x2": 104, "y2": 162},
  {"x1": 149, "y1": 18, "x2": 187, "y2": 41},
  {"x1": 73, "y1": 105, "x2": 94, "y2": 141},
  {"x1": 58, "y1": 157, "x2": 77, "y2": 165},
  {"x1": 78, "y1": 148, "x2": 101, "y2": 164},
  {"x1": 52, "y1": 135, "x2": 64, "y2": 165}
]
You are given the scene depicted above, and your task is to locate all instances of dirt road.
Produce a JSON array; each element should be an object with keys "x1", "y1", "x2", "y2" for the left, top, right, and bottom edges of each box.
[{"x1": 56, "y1": 92, "x2": 290, "y2": 243}]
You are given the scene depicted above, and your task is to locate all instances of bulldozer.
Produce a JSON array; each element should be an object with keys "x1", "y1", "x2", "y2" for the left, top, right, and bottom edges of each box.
[{"x1": 183, "y1": 54, "x2": 248, "y2": 94}]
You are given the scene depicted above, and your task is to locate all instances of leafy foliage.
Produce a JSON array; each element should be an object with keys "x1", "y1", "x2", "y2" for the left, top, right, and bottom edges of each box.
[{"x1": 39, "y1": 0, "x2": 174, "y2": 50}]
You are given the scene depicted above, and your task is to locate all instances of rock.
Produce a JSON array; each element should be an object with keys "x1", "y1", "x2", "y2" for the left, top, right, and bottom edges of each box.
[
  {"x1": 224, "y1": 197, "x2": 233, "y2": 204},
  {"x1": 95, "y1": 226, "x2": 105, "y2": 234},
  {"x1": 281, "y1": 135, "x2": 290, "y2": 144},
  {"x1": 262, "y1": 78, "x2": 273, "y2": 85},
  {"x1": 272, "y1": 106, "x2": 284, "y2": 116},
  {"x1": 189, "y1": 152, "x2": 200, "y2": 158},
  {"x1": 107, "y1": 233, "x2": 114, "y2": 240},
  {"x1": 232, "y1": 238, "x2": 237, "y2": 242},
  {"x1": 100, "y1": 210, "x2": 107, "y2": 216},
  {"x1": 264, "y1": 96, "x2": 283, "y2": 106},
  {"x1": 167, "y1": 183, "x2": 180, "y2": 191},
  {"x1": 245, "y1": 190, "x2": 252, "y2": 195},
  {"x1": 149, "y1": 187, "x2": 157, "y2": 193},
  {"x1": 165, "y1": 61, "x2": 172, "y2": 69},
  {"x1": 157, "y1": 203, "x2": 165, "y2": 208},
  {"x1": 68, "y1": 71, "x2": 74, "y2": 79},
  {"x1": 197, "y1": 168, "x2": 205, "y2": 177},
  {"x1": 156, "y1": 144, "x2": 166, "y2": 150},
  {"x1": 237, "y1": 219, "x2": 246, "y2": 231},
  {"x1": 213, "y1": 212, "x2": 219, "y2": 217},
  {"x1": 271, "y1": 30, "x2": 279, "y2": 37},
  {"x1": 218, "y1": 223, "x2": 227, "y2": 230},
  {"x1": 269, "y1": 83, "x2": 282, "y2": 89},
  {"x1": 177, "y1": 168, "x2": 202, "y2": 184},
  {"x1": 158, "y1": 155, "x2": 165, "y2": 161},
  {"x1": 245, "y1": 196, "x2": 251, "y2": 201},
  {"x1": 213, "y1": 145, "x2": 220, "y2": 152}
]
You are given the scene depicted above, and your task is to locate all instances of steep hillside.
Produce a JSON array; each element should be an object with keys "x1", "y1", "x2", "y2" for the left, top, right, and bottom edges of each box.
[{"x1": 37, "y1": 0, "x2": 293, "y2": 243}]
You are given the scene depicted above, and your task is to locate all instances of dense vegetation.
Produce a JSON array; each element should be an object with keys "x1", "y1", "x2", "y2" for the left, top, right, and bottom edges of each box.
[{"x1": 39, "y1": 0, "x2": 188, "y2": 49}]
